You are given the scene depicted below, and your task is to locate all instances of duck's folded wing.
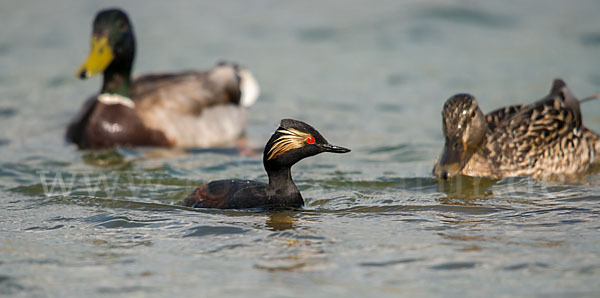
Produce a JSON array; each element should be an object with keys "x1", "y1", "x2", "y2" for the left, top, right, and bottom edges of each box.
[
  {"x1": 485, "y1": 104, "x2": 527, "y2": 131},
  {"x1": 131, "y1": 70, "x2": 240, "y2": 115},
  {"x1": 131, "y1": 63, "x2": 259, "y2": 115},
  {"x1": 488, "y1": 86, "x2": 583, "y2": 164},
  {"x1": 485, "y1": 79, "x2": 582, "y2": 132}
]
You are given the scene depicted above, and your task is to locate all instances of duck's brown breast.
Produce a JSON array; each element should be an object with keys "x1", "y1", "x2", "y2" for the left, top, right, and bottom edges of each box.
[{"x1": 67, "y1": 96, "x2": 172, "y2": 149}]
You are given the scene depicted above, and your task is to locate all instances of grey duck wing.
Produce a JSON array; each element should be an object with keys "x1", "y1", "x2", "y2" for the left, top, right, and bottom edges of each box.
[
  {"x1": 131, "y1": 64, "x2": 244, "y2": 115},
  {"x1": 131, "y1": 71, "x2": 240, "y2": 108}
]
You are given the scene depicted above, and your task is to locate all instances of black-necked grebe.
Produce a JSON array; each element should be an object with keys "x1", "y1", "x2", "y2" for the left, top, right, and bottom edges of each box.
[{"x1": 184, "y1": 119, "x2": 351, "y2": 209}]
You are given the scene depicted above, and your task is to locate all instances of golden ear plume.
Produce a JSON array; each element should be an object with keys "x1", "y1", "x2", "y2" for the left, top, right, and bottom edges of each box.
[{"x1": 267, "y1": 128, "x2": 312, "y2": 160}]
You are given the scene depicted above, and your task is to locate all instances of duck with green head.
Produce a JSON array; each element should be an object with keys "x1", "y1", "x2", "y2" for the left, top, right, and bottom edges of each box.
[
  {"x1": 67, "y1": 8, "x2": 260, "y2": 149},
  {"x1": 433, "y1": 79, "x2": 600, "y2": 181}
]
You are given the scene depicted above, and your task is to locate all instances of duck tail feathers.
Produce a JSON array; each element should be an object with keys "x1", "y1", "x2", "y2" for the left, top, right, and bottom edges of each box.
[{"x1": 238, "y1": 68, "x2": 260, "y2": 107}]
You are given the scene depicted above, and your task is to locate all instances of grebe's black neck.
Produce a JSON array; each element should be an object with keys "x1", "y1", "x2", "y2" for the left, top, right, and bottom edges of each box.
[
  {"x1": 267, "y1": 166, "x2": 294, "y2": 188},
  {"x1": 266, "y1": 165, "x2": 303, "y2": 207}
]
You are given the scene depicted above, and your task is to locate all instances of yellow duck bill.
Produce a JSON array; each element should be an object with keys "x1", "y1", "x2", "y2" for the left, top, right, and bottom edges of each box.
[{"x1": 76, "y1": 35, "x2": 114, "y2": 79}]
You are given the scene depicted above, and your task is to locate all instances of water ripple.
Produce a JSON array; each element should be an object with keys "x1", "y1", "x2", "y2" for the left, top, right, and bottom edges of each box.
[
  {"x1": 24, "y1": 224, "x2": 64, "y2": 231},
  {"x1": 0, "y1": 275, "x2": 25, "y2": 296},
  {"x1": 429, "y1": 261, "x2": 478, "y2": 270},
  {"x1": 581, "y1": 32, "x2": 600, "y2": 47},
  {"x1": 183, "y1": 225, "x2": 248, "y2": 238},
  {"x1": 503, "y1": 262, "x2": 549, "y2": 271},
  {"x1": 417, "y1": 6, "x2": 516, "y2": 28},
  {"x1": 360, "y1": 258, "x2": 423, "y2": 267},
  {"x1": 326, "y1": 204, "x2": 503, "y2": 214}
]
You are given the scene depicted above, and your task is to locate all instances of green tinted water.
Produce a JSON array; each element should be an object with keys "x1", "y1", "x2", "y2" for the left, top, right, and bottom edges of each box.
[{"x1": 1, "y1": 0, "x2": 600, "y2": 297}]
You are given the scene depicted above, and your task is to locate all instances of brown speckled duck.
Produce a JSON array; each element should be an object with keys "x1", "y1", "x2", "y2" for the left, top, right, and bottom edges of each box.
[
  {"x1": 433, "y1": 79, "x2": 600, "y2": 181},
  {"x1": 67, "y1": 8, "x2": 260, "y2": 149}
]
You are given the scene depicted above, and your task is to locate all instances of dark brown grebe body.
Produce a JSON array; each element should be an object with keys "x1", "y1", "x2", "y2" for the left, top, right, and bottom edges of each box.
[{"x1": 184, "y1": 119, "x2": 350, "y2": 209}]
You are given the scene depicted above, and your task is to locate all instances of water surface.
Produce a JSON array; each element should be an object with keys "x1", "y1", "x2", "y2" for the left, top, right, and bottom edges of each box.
[{"x1": 1, "y1": 0, "x2": 600, "y2": 297}]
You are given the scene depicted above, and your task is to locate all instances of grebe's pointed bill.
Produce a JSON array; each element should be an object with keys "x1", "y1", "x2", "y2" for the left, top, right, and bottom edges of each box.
[{"x1": 317, "y1": 143, "x2": 351, "y2": 153}]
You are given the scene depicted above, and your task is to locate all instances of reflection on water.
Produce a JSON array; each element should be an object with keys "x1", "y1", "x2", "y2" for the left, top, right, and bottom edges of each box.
[
  {"x1": 435, "y1": 175, "x2": 497, "y2": 200},
  {"x1": 265, "y1": 211, "x2": 298, "y2": 231}
]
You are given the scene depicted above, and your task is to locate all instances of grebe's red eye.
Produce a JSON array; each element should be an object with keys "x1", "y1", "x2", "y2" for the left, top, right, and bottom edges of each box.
[{"x1": 306, "y1": 136, "x2": 315, "y2": 144}]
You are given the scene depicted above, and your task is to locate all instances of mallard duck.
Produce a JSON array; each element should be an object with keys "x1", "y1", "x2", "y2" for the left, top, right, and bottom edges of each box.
[
  {"x1": 433, "y1": 79, "x2": 600, "y2": 181},
  {"x1": 183, "y1": 119, "x2": 351, "y2": 209},
  {"x1": 67, "y1": 8, "x2": 260, "y2": 149}
]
